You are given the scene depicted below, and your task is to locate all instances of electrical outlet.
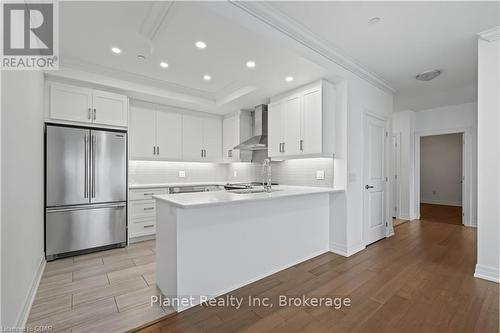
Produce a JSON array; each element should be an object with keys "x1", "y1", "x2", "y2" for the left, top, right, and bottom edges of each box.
[
  {"x1": 316, "y1": 170, "x2": 325, "y2": 180},
  {"x1": 233, "y1": 170, "x2": 238, "y2": 177},
  {"x1": 178, "y1": 170, "x2": 186, "y2": 178}
]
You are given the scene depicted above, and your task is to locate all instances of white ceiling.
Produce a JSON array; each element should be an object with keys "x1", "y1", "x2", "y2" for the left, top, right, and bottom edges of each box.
[
  {"x1": 268, "y1": 1, "x2": 500, "y2": 111},
  {"x1": 59, "y1": 1, "x2": 328, "y2": 114},
  {"x1": 59, "y1": 1, "x2": 500, "y2": 114}
]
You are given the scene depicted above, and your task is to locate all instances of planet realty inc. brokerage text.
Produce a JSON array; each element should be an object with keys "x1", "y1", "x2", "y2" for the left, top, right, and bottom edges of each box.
[{"x1": 151, "y1": 295, "x2": 352, "y2": 310}]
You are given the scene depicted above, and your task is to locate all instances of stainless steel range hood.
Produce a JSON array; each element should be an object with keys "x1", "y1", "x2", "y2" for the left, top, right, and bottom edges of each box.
[{"x1": 234, "y1": 104, "x2": 268, "y2": 151}]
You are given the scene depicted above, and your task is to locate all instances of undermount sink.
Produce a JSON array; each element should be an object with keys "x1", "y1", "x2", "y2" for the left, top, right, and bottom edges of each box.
[{"x1": 228, "y1": 188, "x2": 282, "y2": 194}]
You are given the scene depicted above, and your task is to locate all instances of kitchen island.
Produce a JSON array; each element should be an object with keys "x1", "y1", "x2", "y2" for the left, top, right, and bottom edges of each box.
[{"x1": 154, "y1": 185, "x2": 342, "y2": 311}]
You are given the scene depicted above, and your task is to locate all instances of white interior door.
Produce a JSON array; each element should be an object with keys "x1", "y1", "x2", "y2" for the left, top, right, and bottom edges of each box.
[
  {"x1": 363, "y1": 114, "x2": 387, "y2": 245},
  {"x1": 391, "y1": 133, "x2": 400, "y2": 219}
]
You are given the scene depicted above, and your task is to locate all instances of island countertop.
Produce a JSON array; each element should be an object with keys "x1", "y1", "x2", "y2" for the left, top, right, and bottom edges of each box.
[{"x1": 153, "y1": 185, "x2": 343, "y2": 208}]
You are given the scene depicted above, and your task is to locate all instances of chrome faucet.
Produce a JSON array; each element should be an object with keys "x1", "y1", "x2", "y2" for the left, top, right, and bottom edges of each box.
[{"x1": 262, "y1": 158, "x2": 272, "y2": 192}]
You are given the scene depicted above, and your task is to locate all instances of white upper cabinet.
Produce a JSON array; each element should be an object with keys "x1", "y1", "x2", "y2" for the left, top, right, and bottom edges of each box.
[
  {"x1": 49, "y1": 82, "x2": 128, "y2": 128},
  {"x1": 182, "y1": 114, "x2": 204, "y2": 160},
  {"x1": 203, "y1": 117, "x2": 222, "y2": 162},
  {"x1": 268, "y1": 102, "x2": 283, "y2": 157},
  {"x1": 50, "y1": 83, "x2": 93, "y2": 123},
  {"x1": 129, "y1": 106, "x2": 156, "y2": 159},
  {"x1": 182, "y1": 114, "x2": 222, "y2": 162},
  {"x1": 269, "y1": 80, "x2": 336, "y2": 159},
  {"x1": 129, "y1": 105, "x2": 182, "y2": 160},
  {"x1": 156, "y1": 110, "x2": 182, "y2": 160},
  {"x1": 223, "y1": 111, "x2": 253, "y2": 162},
  {"x1": 92, "y1": 90, "x2": 128, "y2": 127}
]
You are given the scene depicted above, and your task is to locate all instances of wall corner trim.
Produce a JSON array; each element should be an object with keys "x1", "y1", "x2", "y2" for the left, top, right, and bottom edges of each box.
[
  {"x1": 474, "y1": 264, "x2": 500, "y2": 283},
  {"x1": 477, "y1": 26, "x2": 500, "y2": 42},
  {"x1": 16, "y1": 253, "x2": 46, "y2": 328},
  {"x1": 330, "y1": 243, "x2": 365, "y2": 257}
]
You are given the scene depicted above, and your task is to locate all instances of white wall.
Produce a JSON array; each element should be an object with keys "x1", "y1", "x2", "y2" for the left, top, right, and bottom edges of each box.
[
  {"x1": 1, "y1": 71, "x2": 45, "y2": 327},
  {"x1": 392, "y1": 102, "x2": 477, "y2": 223},
  {"x1": 392, "y1": 110, "x2": 416, "y2": 220},
  {"x1": 474, "y1": 35, "x2": 500, "y2": 283},
  {"x1": 420, "y1": 133, "x2": 463, "y2": 206}
]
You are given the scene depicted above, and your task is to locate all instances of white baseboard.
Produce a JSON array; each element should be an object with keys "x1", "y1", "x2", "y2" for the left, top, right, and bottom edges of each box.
[
  {"x1": 16, "y1": 253, "x2": 46, "y2": 328},
  {"x1": 421, "y1": 199, "x2": 462, "y2": 207},
  {"x1": 330, "y1": 243, "x2": 365, "y2": 257},
  {"x1": 474, "y1": 264, "x2": 500, "y2": 283}
]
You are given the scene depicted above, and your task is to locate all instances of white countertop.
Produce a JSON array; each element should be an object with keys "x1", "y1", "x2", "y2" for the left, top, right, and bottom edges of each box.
[
  {"x1": 154, "y1": 185, "x2": 343, "y2": 208},
  {"x1": 128, "y1": 181, "x2": 227, "y2": 189}
]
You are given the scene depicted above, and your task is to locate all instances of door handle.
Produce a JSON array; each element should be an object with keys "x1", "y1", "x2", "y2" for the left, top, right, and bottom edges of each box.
[
  {"x1": 84, "y1": 135, "x2": 88, "y2": 198},
  {"x1": 365, "y1": 185, "x2": 374, "y2": 189},
  {"x1": 91, "y1": 135, "x2": 96, "y2": 198}
]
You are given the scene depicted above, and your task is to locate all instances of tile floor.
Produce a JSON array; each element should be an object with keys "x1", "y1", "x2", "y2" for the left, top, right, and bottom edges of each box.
[{"x1": 26, "y1": 240, "x2": 173, "y2": 333}]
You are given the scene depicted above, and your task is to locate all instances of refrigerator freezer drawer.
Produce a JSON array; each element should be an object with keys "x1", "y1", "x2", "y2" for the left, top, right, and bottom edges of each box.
[{"x1": 46, "y1": 203, "x2": 126, "y2": 259}]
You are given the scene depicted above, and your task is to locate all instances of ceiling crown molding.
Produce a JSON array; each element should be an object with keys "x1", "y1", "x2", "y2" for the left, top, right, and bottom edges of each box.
[
  {"x1": 478, "y1": 26, "x2": 500, "y2": 42},
  {"x1": 229, "y1": 1, "x2": 395, "y2": 94}
]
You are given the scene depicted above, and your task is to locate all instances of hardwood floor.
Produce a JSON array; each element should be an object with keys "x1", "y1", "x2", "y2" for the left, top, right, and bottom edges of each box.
[
  {"x1": 138, "y1": 221, "x2": 498, "y2": 333},
  {"x1": 26, "y1": 240, "x2": 174, "y2": 333},
  {"x1": 420, "y1": 203, "x2": 463, "y2": 225}
]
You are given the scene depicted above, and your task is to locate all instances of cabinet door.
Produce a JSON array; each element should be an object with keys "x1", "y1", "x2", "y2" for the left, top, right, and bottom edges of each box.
[
  {"x1": 156, "y1": 110, "x2": 182, "y2": 160},
  {"x1": 92, "y1": 90, "x2": 128, "y2": 127},
  {"x1": 50, "y1": 83, "x2": 92, "y2": 123},
  {"x1": 282, "y1": 95, "x2": 302, "y2": 156},
  {"x1": 301, "y1": 87, "x2": 322, "y2": 155},
  {"x1": 223, "y1": 115, "x2": 238, "y2": 162},
  {"x1": 268, "y1": 102, "x2": 283, "y2": 157},
  {"x1": 129, "y1": 106, "x2": 156, "y2": 159},
  {"x1": 203, "y1": 117, "x2": 222, "y2": 162},
  {"x1": 182, "y1": 114, "x2": 204, "y2": 160}
]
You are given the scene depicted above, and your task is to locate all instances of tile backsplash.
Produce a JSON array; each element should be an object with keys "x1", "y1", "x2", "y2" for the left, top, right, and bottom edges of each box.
[{"x1": 129, "y1": 158, "x2": 334, "y2": 187}]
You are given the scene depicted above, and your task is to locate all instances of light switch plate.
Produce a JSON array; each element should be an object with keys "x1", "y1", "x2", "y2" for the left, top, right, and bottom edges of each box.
[
  {"x1": 178, "y1": 170, "x2": 186, "y2": 178},
  {"x1": 316, "y1": 170, "x2": 325, "y2": 180}
]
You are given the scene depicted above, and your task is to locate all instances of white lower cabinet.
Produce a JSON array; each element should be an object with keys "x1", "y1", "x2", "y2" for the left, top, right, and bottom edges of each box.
[{"x1": 128, "y1": 188, "x2": 168, "y2": 239}]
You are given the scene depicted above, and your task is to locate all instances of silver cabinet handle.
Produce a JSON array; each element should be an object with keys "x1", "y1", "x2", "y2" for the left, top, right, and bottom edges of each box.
[
  {"x1": 143, "y1": 207, "x2": 154, "y2": 211},
  {"x1": 279, "y1": 143, "x2": 282, "y2": 152},
  {"x1": 201, "y1": 149, "x2": 204, "y2": 158},
  {"x1": 91, "y1": 135, "x2": 96, "y2": 198},
  {"x1": 88, "y1": 108, "x2": 92, "y2": 120},
  {"x1": 228, "y1": 149, "x2": 232, "y2": 158},
  {"x1": 204, "y1": 149, "x2": 207, "y2": 158},
  {"x1": 157, "y1": 146, "x2": 160, "y2": 155},
  {"x1": 144, "y1": 224, "x2": 154, "y2": 228},
  {"x1": 300, "y1": 140, "x2": 303, "y2": 151},
  {"x1": 282, "y1": 142, "x2": 285, "y2": 152},
  {"x1": 365, "y1": 185, "x2": 374, "y2": 189},
  {"x1": 93, "y1": 108, "x2": 96, "y2": 121},
  {"x1": 153, "y1": 146, "x2": 156, "y2": 155},
  {"x1": 143, "y1": 193, "x2": 154, "y2": 196},
  {"x1": 84, "y1": 135, "x2": 88, "y2": 198}
]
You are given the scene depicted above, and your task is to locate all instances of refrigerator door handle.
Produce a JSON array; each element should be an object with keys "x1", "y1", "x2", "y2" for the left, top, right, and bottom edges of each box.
[
  {"x1": 91, "y1": 135, "x2": 96, "y2": 198},
  {"x1": 84, "y1": 135, "x2": 88, "y2": 198},
  {"x1": 47, "y1": 202, "x2": 126, "y2": 213}
]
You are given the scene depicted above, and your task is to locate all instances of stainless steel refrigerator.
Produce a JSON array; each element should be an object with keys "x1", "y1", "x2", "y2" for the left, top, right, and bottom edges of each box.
[{"x1": 45, "y1": 124, "x2": 127, "y2": 261}]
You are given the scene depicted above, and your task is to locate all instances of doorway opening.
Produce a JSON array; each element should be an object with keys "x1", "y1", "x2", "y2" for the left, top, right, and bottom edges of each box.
[{"x1": 419, "y1": 133, "x2": 463, "y2": 225}]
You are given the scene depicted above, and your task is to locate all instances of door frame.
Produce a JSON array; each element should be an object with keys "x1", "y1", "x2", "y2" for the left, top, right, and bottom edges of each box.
[
  {"x1": 362, "y1": 111, "x2": 393, "y2": 246},
  {"x1": 414, "y1": 127, "x2": 472, "y2": 226},
  {"x1": 391, "y1": 132, "x2": 402, "y2": 219}
]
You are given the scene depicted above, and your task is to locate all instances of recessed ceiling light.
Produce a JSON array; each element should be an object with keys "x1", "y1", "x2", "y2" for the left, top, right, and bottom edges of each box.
[
  {"x1": 246, "y1": 61, "x2": 256, "y2": 68},
  {"x1": 203, "y1": 75, "x2": 211, "y2": 81},
  {"x1": 368, "y1": 17, "x2": 381, "y2": 25},
  {"x1": 285, "y1": 76, "x2": 294, "y2": 82},
  {"x1": 196, "y1": 41, "x2": 207, "y2": 49},
  {"x1": 416, "y1": 69, "x2": 442, "y2": 81},
  {"x1": 111, "y1": 47, "x2": 122, "y2": 55},
  {"x1": 160, "y1": 61, "x2": 169, "y2": 68}
]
